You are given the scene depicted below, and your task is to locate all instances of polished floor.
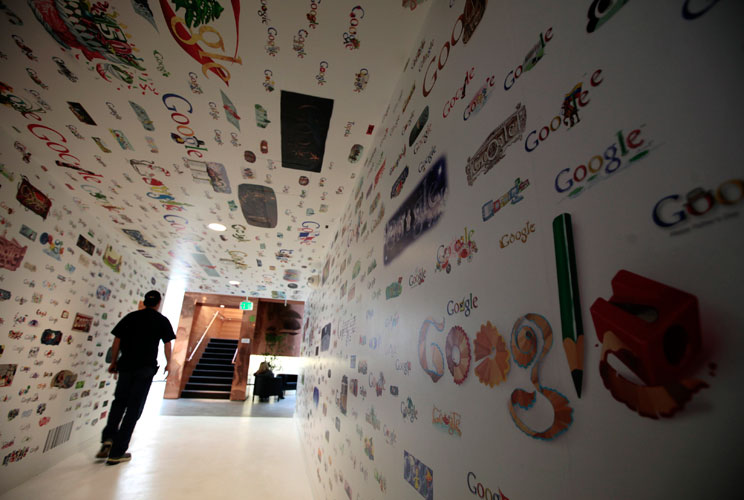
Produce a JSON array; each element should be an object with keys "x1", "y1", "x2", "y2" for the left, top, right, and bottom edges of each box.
[{"x1": 0, "y1": 383, "x2": 313, "y2": 500}]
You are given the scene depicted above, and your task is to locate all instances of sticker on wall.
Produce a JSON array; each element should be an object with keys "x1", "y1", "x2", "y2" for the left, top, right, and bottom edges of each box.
[
  {"x1": 320, "y1": 323, "x2": 331, "y2": 351},
  {"x1": 436, "y1": 228, "x2": 477, "y2": 273},
  {"x1": 184, "y1": 158, "x2": 232, "y2": 194},
  {"x1": 403, "y1": 450, "x2": 433, "y2": 500},
  {"x1": 238, "y1": 184, "x2": 277, "y2": 228},
  {"x1": 71, "y1": 313, "x2": 92, "y2": 332},
  {"x1": 586, "y1": 0, "x2": 629, "y2": 33},
  {"x1": 96, "y1": 285, "x2": 111, "y2": 301},
  {"x1": 384, "y1": 157, "x2": 447, "y2": 265},
  {"x1": 465, "y1": 103, "x2": 526, "y2": 186},
  {"x1": 129, "y1": 101, "x2": 155, "y2": 130},
  {"x1": 349, "y1": 144, "x2": 363, "y2": 163},
  {"x1": 19, "y1": 225, "x2": 38, "y2": 242},
  {"x1": 474, "y1": 321, "x2": 511, "y2": 388},
  {"x1": 255, "y1": 104, "x2": 270, "y2": 128},
  {"x1": 482, "y1": 178, "x2": 529, "y2": 222},
  {"x1": 221, "y1": 90, "x2": 241, "y2": 130},
  {"x1": 0, "y1": 235, "x2": 27, "y2": 271},
  {"x1": 67, "y1": 102, "x2": 96, "y2": 125},
  {"x1": 16, "y1": 177, "x2": 51, "y2": 220},
  {"x1": 160, "y1": 0, "x2": 242, "y2": 86},
  {"x1": 432, "y1": 406, "x2": 462, "y2": 437},
  {"x1": 508, "y1": 314, "x2": 573, "y2": 440},
  {"x1": 0, "y1": 364, "x2": 18, "y2": 387},
  {"x1": 446, "y1": 326, "x2": 471, "y2": 384},
  {"x1": 110, "y1": 129, "x2": 134, "y2": 150},
  {"x1": 51, "y1": 370, "x2": 77, "y2": 389},
  {"x1": 280, "y1": 91, "x2": 334, "y2": 172},
  {"x1": 590, "y1": 270, "x2": 708, "y2": 418},
  {"x1": 41, "y1": 329, "x2": 62, "y2": 346},
  {"x1": 418, "y1": 317, "x2": 446, "y2": 382},
  {"x1": 102, "y1": 245, "x2": 122, "y2": 273}
]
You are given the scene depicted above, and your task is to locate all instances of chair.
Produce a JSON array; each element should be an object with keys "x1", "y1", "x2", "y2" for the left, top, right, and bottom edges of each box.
[
  {"x1": 278, "y1": 373, "x2": 298, "y2": 392},
  {"x1": 253, "y1": 375, "x2": 284, "y2": 401}
]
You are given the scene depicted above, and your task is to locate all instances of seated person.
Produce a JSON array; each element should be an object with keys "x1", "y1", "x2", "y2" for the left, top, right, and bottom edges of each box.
[{"x1": 254, "y1": 362, "x2": 283, "y2": 401}]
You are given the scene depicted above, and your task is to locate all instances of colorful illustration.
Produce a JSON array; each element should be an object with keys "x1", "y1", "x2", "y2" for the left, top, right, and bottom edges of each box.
[
  {"x1": 474, "y1": 321, "x2": 511, "y2": 388},
  {"x1": 102, "y1": 245, "x2": 122, "y2": 273},
  {"x1": 465, "y1": 103, "x2": 527, "y2": 186},
  {"x1": 16, "y1": 177, "x2": 51, "y2": 219},
  {"x1": 482, "y1": 178, "x2": 529, "y2": 221},
  {"x1": 51, "y1": 370, "x2": 77, "y2": 389},
  {"x1": 76, "y1": 235, "x2": 95, "y2": 255},
  {"x1": 41, "y1": 329, "x2": 62, "y2": 346},
  {"x1": 321, "y1": 323, "x2": 331, "y2": 351},
  {"x1": 552, "y1": 213, "x2": 584, "y2": 398},
  {"x1": 508, "y1": 314, "x2": 573, "y2": 440},
  {"x1": 238, "y1": 184, "x2": 277, "y2": 228},
  {"x1": 221, "y1": 90, "x2": 240, "y2": 130},
  {"x1": 403, "y1": 450, "x2": 433, "y2": 500},
  {"x1": 590, "y1": 270, "x2": 707, "y2": 418},
  {"x1": 384, "y1": 158, "x2": 447, "y2": 265},
  {"x1": 71, "y1": 313, "x2": 93, "y2": 333},
  {"x1": 0, "y1": 235, "x2": 27, "y2": 271},
  {"x1": 435, "y1": 228, "x2": 477, "y2": 273},
  {"x1": 129, "y1": 101, "x2": 155, "y2": 130},
  {"x1": 432, "y1": 406, "x2": 462, "y2": 437},
  {"x1": 0, "y1": 364, "x2": 18, "y2": 387},
  {"x1": 418, "y1": 317, "x2": 446, "y2": 383}
]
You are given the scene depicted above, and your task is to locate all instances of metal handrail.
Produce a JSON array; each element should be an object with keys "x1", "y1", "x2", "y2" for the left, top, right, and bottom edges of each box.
[{"x1": 187, "y1": 311, "x2": 222, "y2": 362}]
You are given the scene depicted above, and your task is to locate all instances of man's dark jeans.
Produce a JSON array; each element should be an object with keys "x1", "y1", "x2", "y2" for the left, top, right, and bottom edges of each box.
[{"x1": 101, "y1": 366, "x2": 157, "y2": 457}]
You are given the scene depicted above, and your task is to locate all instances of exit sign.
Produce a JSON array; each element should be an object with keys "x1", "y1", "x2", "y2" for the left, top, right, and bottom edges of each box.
[{"x1": 240, "y1": 301, "x2": 253, "y2": 310}]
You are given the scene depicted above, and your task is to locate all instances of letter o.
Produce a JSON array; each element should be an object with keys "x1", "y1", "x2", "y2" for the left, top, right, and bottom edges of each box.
[
  {"x1": 588, "y1": 155, "x2": 603, "y2": 173},
  {"x1": 515, "y1": 65, "x2": 522, "y2": 78},
  {"x1": 176, "y1": 125, "x2": 195, "y2": 137},
  {"x1": 716, "y1": 179, "x2": 744, "y2": 205},
  {"x1": 47, "y1": 142, "x2": 70, "y2": 154},
  {"x1": 550, "y1": 115, "x2": 562, "y2": 131},
  {"x1": 451, "y1": 14, "x2": 464, "y2": 46},
  {"x1": 574, "y1": 165, "x2": 587, "y2": 182},
  {"x1": 477, "y1": 482, "x2": 485, "y2": 497},
  {"x1": 438, "y1": 42, "x2": 450, "y2": 70},
  {"x1": 538, "y1": 126, "x2": 549, "y2": 141},
  {"x1": 170, "y1": 112, "x2": 190, "y2": 125}
]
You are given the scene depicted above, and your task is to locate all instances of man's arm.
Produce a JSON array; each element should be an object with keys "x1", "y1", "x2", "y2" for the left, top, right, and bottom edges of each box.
[
  {"x1": 108, "y1": 337, "x2": 121, "y2": 374},
  {"x1": 163, "y1": 341, "x2": 173, "y2": 377}
]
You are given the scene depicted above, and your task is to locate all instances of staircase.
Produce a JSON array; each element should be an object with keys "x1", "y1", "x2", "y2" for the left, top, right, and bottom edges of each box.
[{"x1": 181, "y1": 338, "x2": 238, "y2": 399}]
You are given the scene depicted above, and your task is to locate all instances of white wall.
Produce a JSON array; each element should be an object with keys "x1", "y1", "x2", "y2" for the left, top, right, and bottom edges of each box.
[
  {"x1": 0, "y1": 132, "x2": 165, "y2": 492},
  {"x1": 296, "y1": 2, "x2": 744, "y2": 499}
]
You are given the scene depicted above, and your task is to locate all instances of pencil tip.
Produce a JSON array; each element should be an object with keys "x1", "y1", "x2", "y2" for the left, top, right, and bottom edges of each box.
[{"x1": 571, "y1": 370, "x2": 583, "y2": 398}]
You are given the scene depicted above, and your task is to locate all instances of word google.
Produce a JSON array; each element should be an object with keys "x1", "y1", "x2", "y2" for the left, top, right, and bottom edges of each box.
[
  {"x1": 652, "y1": 179, "x2": 743, "y2": 228},
  {"x1": 443, "y1": 67, "x2": 475, "y2": 118},
  {"x1": 504, "y1": 27, "x2": 553, "y2": 91},
  {"x1": 447, "y1": 293, "x2": 479, "y2": 317},
  {"x1": 482, "y1": 178, "x2": 529, "y2": 222},
  {"x1": 466, "y1": 472, "x2": 509, "y2": 500},
  {"x1": 554, "y1": 127, "x2": 650, "y2": 198},
  {"x1": 162, "y1": 93, "x2": 208, "y2": 158},
  {"x1": 525, "y1": 69, "x2": 603, "y2": 152},
  {"x1": 161, "y1": 2, "x2": 242, "y2": 86},
  {"x1": 463, "y1": 73, "x2": 496, "y2": 121},
  {"x1": 343, "y1": 6, "x2": 365, "y2": 50},
  {"x1": 500, "y1": 221, "x2": 535, "y2": 248},
  {"x1": 423, "y1": 12, "x2": 467, "y2": 97}
]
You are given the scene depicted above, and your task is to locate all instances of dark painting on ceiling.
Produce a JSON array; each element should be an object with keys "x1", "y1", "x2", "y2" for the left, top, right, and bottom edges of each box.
[{"x1": 280, "y1": 91, "x2": 334, "y2": 173}]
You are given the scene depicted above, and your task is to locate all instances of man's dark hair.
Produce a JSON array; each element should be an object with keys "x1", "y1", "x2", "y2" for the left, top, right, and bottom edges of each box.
[{"x1": 143, "y1": 290, "x2": 162, "y2": 307}]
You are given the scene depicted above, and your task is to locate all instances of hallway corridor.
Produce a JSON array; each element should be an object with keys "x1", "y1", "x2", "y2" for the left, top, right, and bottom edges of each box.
[{"x1": 0, "y1": 383, "x2": 312, "y2": 500}]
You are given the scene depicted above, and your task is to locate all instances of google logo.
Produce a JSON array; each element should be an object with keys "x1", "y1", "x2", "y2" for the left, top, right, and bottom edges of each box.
[
  {"x1": 652, "y1": 179, "x2": 743, "y2": 228},
  {"x1": 466, "y1": 472, "x2": 508, "y2": 500},
  {"x1": 524, "y1": 69, "x2": 603, "y2": 152},
  {"x1": 554, "y1": 127, "x2": 649, "y2": 198}
]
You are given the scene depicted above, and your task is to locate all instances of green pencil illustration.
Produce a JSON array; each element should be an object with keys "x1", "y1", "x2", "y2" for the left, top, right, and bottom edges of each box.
[{"x1": 552, "y1": 213, "x2": 584, "y2": 398}]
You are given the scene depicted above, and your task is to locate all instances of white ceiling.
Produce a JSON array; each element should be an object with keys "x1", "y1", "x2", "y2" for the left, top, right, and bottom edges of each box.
[{"x1": 0, "y1": 0, "x2": 432, "y2": 300}]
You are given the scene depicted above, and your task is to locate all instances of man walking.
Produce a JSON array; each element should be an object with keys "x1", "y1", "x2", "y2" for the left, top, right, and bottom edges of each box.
[{"x1": 96, "y1": 290, "x2": 176, "y2": 465}]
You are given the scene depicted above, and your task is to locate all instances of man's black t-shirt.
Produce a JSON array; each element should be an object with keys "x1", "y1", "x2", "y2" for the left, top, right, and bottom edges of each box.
[{"x1": 112, "y1": 308, "x2": 176, "y2": 370}]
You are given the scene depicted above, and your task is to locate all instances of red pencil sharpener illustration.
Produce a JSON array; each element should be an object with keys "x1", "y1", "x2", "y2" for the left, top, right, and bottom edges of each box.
[{"x1": 590, "y1": 270, "x2": 701, "y2": 385}]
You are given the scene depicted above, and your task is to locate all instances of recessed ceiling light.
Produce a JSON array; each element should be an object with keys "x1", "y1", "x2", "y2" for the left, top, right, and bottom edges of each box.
[
  {"x1": 208, "y1": 223, "x2": 227, "y2": 231},
  {"x1": 229, "y1": 280, "x2": 240, "y2": 285},
  {"x1": 220, "y1": 305, "x2": 225, "y2": 308}
]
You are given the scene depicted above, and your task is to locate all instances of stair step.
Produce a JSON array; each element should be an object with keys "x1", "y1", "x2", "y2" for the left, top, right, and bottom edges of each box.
[
  {"x1": 184, "y1": 382, "x2": 232, "y2": 391},
  {"x1": 195, "y1": 368, "x2": 233, "y2": 376},
  {"x1": 201, "y1": 353, "x2": 233, "y2": 360},
  {"x1": 189, "y1": 375, "x2": 233, "y2": 384},
  {"x1": 203, "y1": 346, "x2": 235, "y2": 356},
  {"x1": 181, "y1": 390, "x2": 231, "y2": 400},
  {"x1": 208, "y1": 339, "x2": 238, "y2": 346}
]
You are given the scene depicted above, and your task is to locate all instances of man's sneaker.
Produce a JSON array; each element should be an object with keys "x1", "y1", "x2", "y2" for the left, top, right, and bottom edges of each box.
[
  {"x1": 106, "y1": 453, "x2": 131, "y2": 465},
  {"x1": 95, "y1": 441, "x2": 112, "y2": 459}
]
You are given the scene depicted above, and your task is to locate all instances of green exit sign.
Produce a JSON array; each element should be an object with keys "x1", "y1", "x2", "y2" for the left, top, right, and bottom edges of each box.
[{"x1": 240, "y1": 301, "x2": 254, "y2": 311}]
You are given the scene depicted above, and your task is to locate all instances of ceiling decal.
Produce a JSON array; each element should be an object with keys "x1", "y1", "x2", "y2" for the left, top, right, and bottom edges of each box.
[{"x1": 280, "y1": 90, "x2": 334, "y2": 173}]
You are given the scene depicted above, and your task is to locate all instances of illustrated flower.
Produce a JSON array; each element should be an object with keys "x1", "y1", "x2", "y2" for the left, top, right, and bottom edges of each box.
[{"x1": 474, "y1": 321, "x2": 511, "y2": 387}]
